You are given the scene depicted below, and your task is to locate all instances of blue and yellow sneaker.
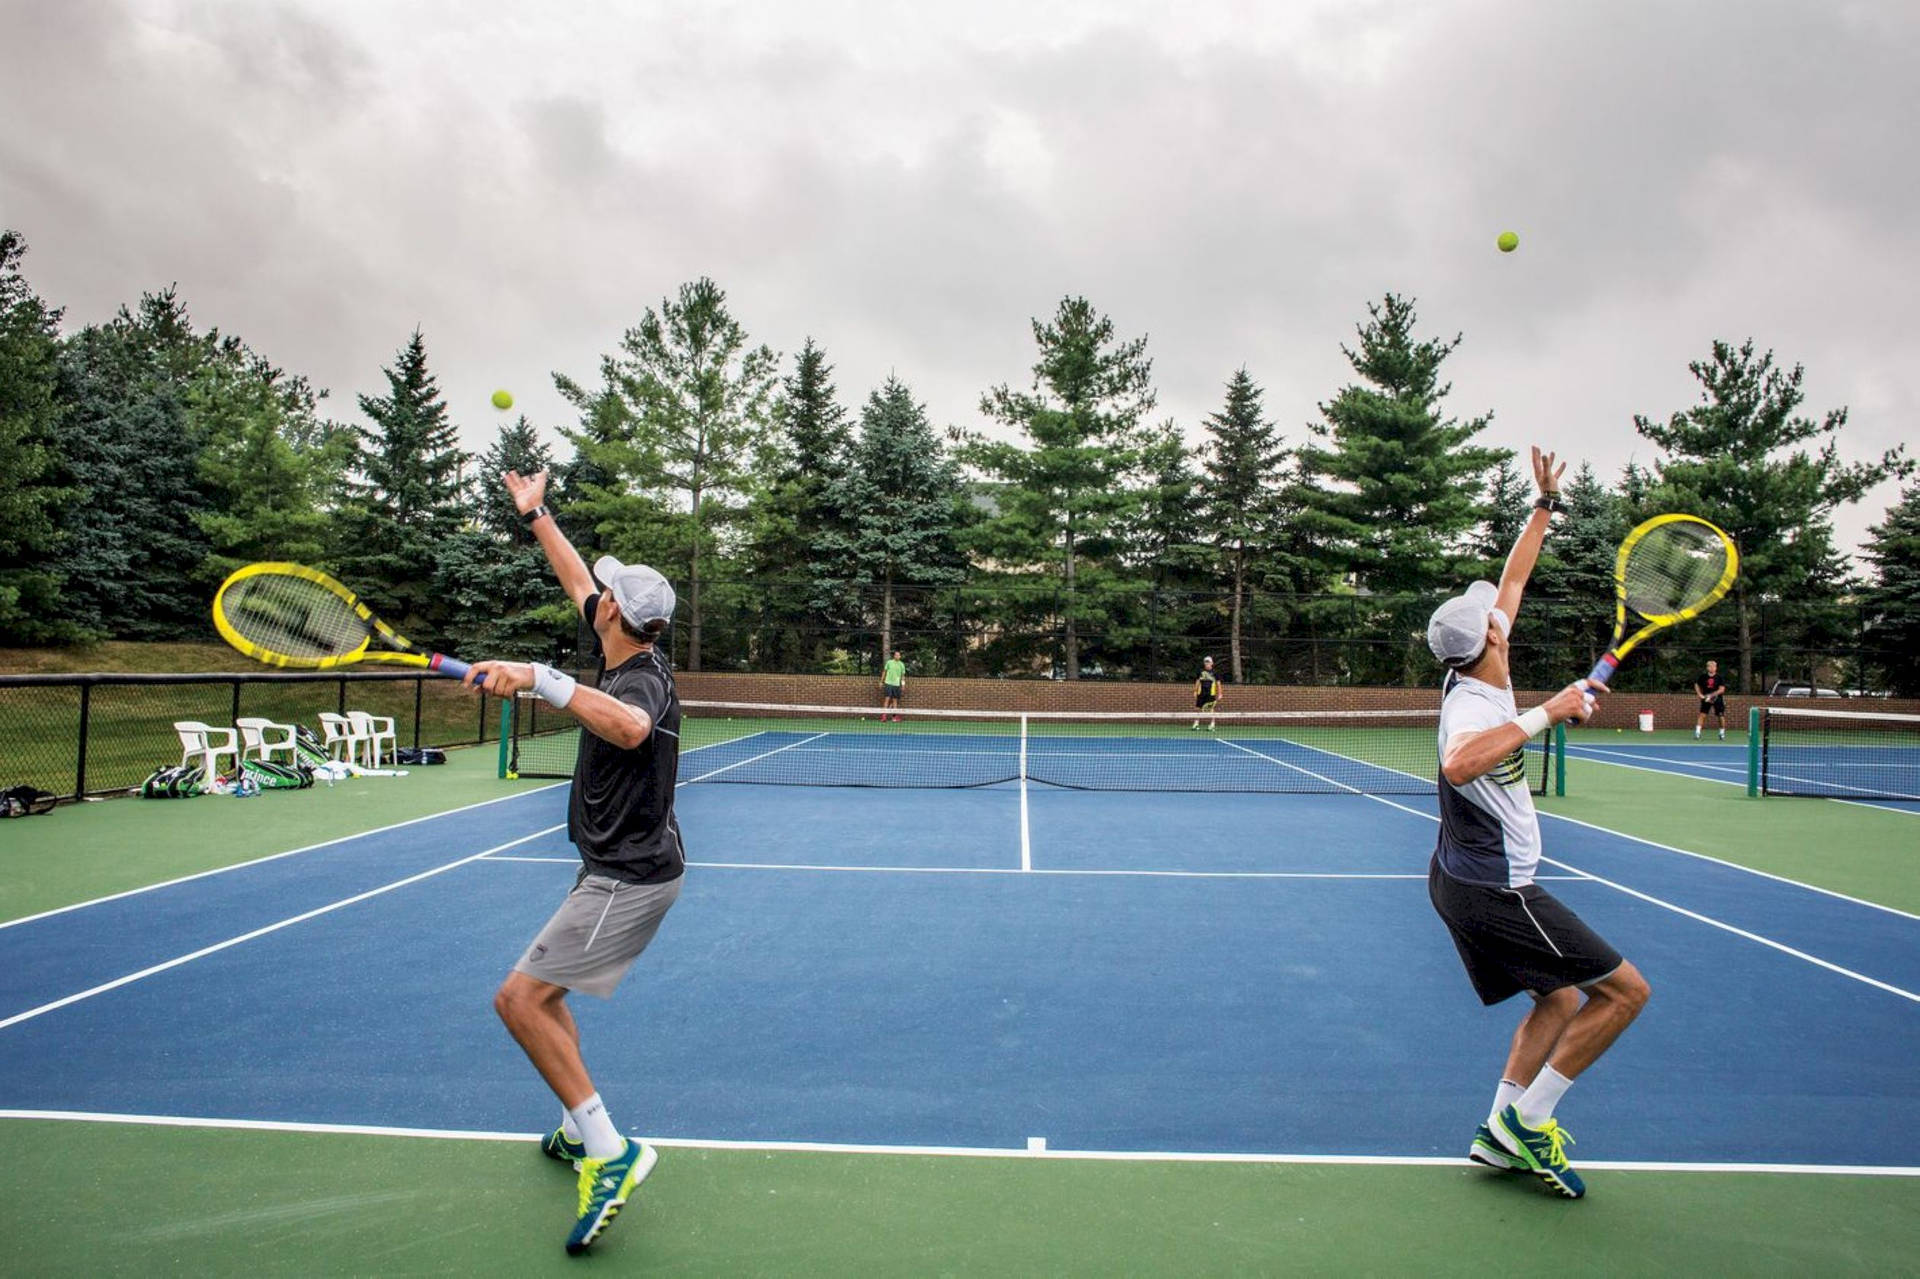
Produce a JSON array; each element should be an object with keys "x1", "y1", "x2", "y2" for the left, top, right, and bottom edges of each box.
[
  {"x1": 1494, "y1": 1104, "x2": 1585, "y2": 1199},
  {"x1": 565, "y1": 1137, "x2": 657, "y2": 1255},
  {"x1": 541, "y1": 1126, "x2": 586, "y2": 1169},
  {"x1": 1469, "y1": 1122, "x2": 1528, "y2": 1172}
]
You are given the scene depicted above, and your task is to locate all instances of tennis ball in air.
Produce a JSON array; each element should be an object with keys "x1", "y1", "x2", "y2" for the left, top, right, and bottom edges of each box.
[
  {"x1": 1497, "y1": 231, "x2": 1519, "y2": 253},
  {"x1": 491, "y1": 388, "x2": 514, "y2": 410}
]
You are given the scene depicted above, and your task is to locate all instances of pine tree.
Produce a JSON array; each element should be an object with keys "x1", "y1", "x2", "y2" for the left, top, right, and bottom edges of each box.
[
  {"x1": 1297, "y1": 294, "x2": 1504, "y2": 595},
  {"x1": 1633, "y1": 339, "x2": 1911, "y2": 692},
  {"x1": 51, "y1": 289, "x2": 217, "y2": 638},
  {"x1": 1860, "y1": 484, "x2": 1920, "y2": 696},
  {"x1": 1128, "y1": 424, "x2": 1211, "y2": 682},
  {"x1": 0, "y1": 231, "x2": 80, "y2": 643},
  {"x1": 965, "y1": 297, "x2": 1157, "y2": 679},
  {"x1": 432, "y1": 416, "x2": 574, "y2": 661},
  {"x1": 472, "y1": 415, "x2": 556, "y2": 539},
  {"x1": 749, "y1": 339, "x2": 854, "y2": 670},
  {"x1": 192, "y1": 355, "x2": 337, "y2": 579},
  {"x1": 1474, "y1": 454, "x2": 1531, "y2": 573},
  {"x1": 1198, "y1": 368, "x2": 1290, "y2": 683},
  {"x1": 557, "y1": 278, "x2": 777, "y2": 670},
  {"x1": 820, "y1": 377, "x2": 966, "y2": 660},
  {"x1": 339, "y1": 330, "x2": 469, "y2": 637}
]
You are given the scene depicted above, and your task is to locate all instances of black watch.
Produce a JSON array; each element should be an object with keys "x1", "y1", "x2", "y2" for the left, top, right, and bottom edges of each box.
[
  {"x1": 1533, "y1": 494, "x2": 1564, "y2": 514},
  {"x1": 521, "y1": 504, "x2": 552, "y2": 525}
]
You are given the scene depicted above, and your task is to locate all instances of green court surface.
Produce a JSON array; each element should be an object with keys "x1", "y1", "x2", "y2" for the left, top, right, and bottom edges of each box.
[
  {"x1": 2, "y1": 1120, "x2": 1915, "y2": 1277},
  {"x1": 0, "y1": 744, "x2": 554, "y2": 923},
  {"x1": 2, "y1": 742, "x2": 1916, "y2": 1274},
  {"x1": 1552, "y1": 742, "x2": 1920, "y2": 915}
]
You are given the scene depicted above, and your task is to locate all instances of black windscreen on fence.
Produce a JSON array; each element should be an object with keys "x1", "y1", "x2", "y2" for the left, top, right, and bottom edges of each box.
[{"x1": 0, "y1": 671, "x2": 498, "y2": 801}]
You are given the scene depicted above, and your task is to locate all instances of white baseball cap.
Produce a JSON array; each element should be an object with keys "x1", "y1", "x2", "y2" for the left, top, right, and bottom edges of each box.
[
  {"x1": 1426, "y1": 580, "x2": 1510, "y2": 668},
  {"x1": 592, "y1": 555, "x2": 676, "y2": 631}
]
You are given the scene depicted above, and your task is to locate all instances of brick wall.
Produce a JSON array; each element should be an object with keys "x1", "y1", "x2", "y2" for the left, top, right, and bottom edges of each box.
[{"x1": 674, "y1": 672, "x2": 1920, "y2": 731}]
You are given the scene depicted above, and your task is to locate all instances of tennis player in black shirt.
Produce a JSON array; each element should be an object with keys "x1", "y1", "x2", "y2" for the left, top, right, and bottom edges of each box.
[
  {"x1": 464, "y1": 468, "x2": 685, "y2": 1256},
  {"x1": 1694, "y1": 660, "x2": 1727, "y2": 740}
]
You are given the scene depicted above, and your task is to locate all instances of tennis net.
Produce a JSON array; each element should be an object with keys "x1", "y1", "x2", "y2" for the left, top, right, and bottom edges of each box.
[
  {"x1": 1759, "y1": 706, "x2": 1920, "y2": 801},
  {"x1": 512, "y1": 700, "x2": 1548, "y2": 795}
]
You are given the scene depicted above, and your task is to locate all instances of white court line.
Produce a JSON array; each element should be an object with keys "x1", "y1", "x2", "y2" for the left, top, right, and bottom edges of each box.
[
  {"x1": 0, "y1": 824, "x2": 565, "y2": 1033},
  {"x1": 479, "y1": 854, "x2": 1590, "y2": 881},
  {"x1": 1270, "y1": 740, "x2": 1920, "y2": 921},
  {"x1": 1213, "y1": 737, "x2": 1365, "y2": 795},
  {"x1": 1534, "y1": 853, "x2": 1920, "y2": 1004},
  {"x1": 0, "y1": 782, "x2": 567, "y2": 932},
  {"x1": 1019, "y1": 725, "x2": 1032, "y2": 872},
  {"x1": 681, "y1": 732, "x2": 826, "y2": 785},
  {"x1": 1836, "y1": 798, "x2": 1920, "y2": 817},
  {"x1": 1567, "y1": 746, "x2": 1751, "y2": 780},
  {"x1": 0, "y1": 724, "x2": 744, "y2": 934},
  {"x1": 1327, "y1": 789, "x2": 1920, "y2": 1001},
  {"x1": 1534, "y1": 808, "x2": 1920, "y2": 923},
  {"x1": 3, "y1": 1109, "x2": 1914, "y2": 1177},
  {"x1": 1568, "y1": 749, "x2": 1920, "y2": 816}
]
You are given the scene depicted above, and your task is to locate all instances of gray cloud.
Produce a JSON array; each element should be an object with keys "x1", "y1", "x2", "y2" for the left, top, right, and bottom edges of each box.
[{"x1": 2, "y1": 0, "x2": 1911, "y2": 557}]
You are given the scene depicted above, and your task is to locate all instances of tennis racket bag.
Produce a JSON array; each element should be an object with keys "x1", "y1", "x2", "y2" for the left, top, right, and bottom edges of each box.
[
  {"x1": 241, "y1": 759, "x2": 315, "y2": 790},
  {"x1": 395, "y1": 747, "x2": 447, "y2": 766},
  {"x1": 139, "y1": 764, "x2": 205, "y2": 798},
  {"x1": 292, "y1": 724, "x2": 331, "y2": 768},
  {"x1": 0, "y1": 785, "x2": 58, "y2": 817}
]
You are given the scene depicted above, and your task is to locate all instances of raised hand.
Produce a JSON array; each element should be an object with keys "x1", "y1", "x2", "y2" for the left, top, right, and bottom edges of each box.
[
  {"x1": 1531, "y1": 445, "x2": 1566, "y2": 498},
  {"x1": 1544, "y1": 678, "x2": 1604, "y2": 726},
  {"x1": 503, "y1": 469, "x2": 549, "y2": 515}
]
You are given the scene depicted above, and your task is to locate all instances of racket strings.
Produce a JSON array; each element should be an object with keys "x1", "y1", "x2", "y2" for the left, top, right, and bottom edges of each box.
[
  {"x1": 220, "y1": 574, "x2": 372, "y2": 660},
  {"x1": 1622, "y1": 523, "x2": 1731, "y2": 619}
]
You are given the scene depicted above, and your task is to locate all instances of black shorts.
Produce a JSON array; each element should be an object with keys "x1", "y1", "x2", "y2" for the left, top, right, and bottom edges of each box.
[
  {"x1": 1699, "y1": 696, "x2": 1725, "y2": 714},
  {"x1": 883, "y1": 684, "x2": 902, "y2": 700},
  {"x1": 1194, "y1": 694, "x2": 1218, "y2": 710},
  {"x1": 1427, "y1": 856, "x2": 1623, "y2": 1005}
]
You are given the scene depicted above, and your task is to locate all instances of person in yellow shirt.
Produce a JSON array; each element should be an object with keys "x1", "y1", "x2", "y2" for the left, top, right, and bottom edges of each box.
[{"x1": 1192, "y1": 656, "x2": 1222, "y2": 731}]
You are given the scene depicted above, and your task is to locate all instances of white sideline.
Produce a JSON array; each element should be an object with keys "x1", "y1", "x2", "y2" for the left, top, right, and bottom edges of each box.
[
  {"x1": 2, "y1": 1109, "x2": 1914, "y2": 1177},
  {"x1": 0, "y1": 783, "x2": 566, "y2": 932},
  {"x1": 0, "y1": 824, "x2": 565, "y2": 1032}
]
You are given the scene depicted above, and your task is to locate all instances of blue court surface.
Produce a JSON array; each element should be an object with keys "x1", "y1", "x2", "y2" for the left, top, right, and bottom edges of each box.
[{"x1": 4, "y1": 769, "x2": 1917, "y2": 1176}]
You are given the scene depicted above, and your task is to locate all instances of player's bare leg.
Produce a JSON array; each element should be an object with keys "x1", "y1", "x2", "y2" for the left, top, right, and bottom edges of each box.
[{"x1": 495, "y1": 971, "x2": 593, "y2": 1106}]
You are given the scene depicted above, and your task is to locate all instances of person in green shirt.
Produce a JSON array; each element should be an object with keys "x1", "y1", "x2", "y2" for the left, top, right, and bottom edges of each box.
[{"x1": 881, "y1": 651, "x2": 907, "y2": 723}]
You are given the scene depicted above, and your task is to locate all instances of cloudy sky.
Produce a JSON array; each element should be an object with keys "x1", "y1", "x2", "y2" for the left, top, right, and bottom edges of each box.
[{"x1": 4, "y1": 0, "x2": 1914, "y2": 560}]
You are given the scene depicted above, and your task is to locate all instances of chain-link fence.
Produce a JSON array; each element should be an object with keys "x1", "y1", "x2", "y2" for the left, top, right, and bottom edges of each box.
[{"x1": 0, "y1": 671, "x2": 500, "y2": 801}]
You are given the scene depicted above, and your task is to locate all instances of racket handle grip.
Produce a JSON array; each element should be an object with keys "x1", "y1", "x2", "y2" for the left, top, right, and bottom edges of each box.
[
  {"x1": 429, "y1": 654, "x2": 484, "y2": 685},
  {"x1": 1586, "y1": 653, "x2": 1619, "y2": 686}
]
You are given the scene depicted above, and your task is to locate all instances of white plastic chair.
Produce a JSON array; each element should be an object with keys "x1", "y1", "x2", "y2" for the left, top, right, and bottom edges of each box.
[
  {"x1": 316, "y1": 712, "x2": 369, "y2": 765},
  {"x1": 348, "y1": 710, "x2": 398, "y2": 768},
  {"x1": 235, "y1": 716, "x2": 300, "y2": 764},
  {"x1": 173, "y1": 721, "x2": 240, "y2": 778}
]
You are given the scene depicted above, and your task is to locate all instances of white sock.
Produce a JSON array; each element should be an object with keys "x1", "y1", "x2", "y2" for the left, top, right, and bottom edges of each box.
[
  {"x1": 568, "y1": 1092, "x2": 625, "y2": 1160},
  {"x1": 1694, "y1": 727, "x2": 1701, "y2": 738},
  {"x1": 1490, "y1": 1079, "x2": 1524, "y2": 1126},
  {"x1": 1518, "y1": 1065, "x2": 1574, "y2": 1127},
  {"x1": 562, "y1": 1107, "x2": 582, "y2": 1143}
]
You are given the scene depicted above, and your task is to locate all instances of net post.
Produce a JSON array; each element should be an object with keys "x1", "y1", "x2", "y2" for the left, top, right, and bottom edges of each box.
[
  {"x1": 496, "y1": 697, "x2": 513, "y2": 779},
  {"x1": 1019, "y1": 713, "x2": 1029, "y2": 783},
  {"x1": 1553, "y1": 722, "x2": 1566, "y2": 797},
  {"x1": 1745, "y1": 705, "x2": 1761, "y2": 797}
]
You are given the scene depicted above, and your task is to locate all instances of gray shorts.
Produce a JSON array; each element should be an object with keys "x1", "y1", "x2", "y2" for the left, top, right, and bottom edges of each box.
[{"x1": 514, "y1": 872, "x2": 682, "y2": 998}]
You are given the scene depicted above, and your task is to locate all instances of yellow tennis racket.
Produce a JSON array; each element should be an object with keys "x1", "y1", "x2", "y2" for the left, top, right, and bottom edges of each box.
[
  {"x1": 213, "y1": 562, "x2": 483, "y2": 683},
  {"x1": 1587, "y1": 514, "x2": 1739, "y2": 686}
]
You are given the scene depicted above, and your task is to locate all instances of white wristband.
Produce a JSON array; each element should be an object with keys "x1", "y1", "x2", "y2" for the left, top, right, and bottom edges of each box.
[
  {"x1": 1512, "y1": 706, "x2": 1551, "y2": 738},
  {"x1": 530, "y1": 663, "x2": 578, "y2": 709}
]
